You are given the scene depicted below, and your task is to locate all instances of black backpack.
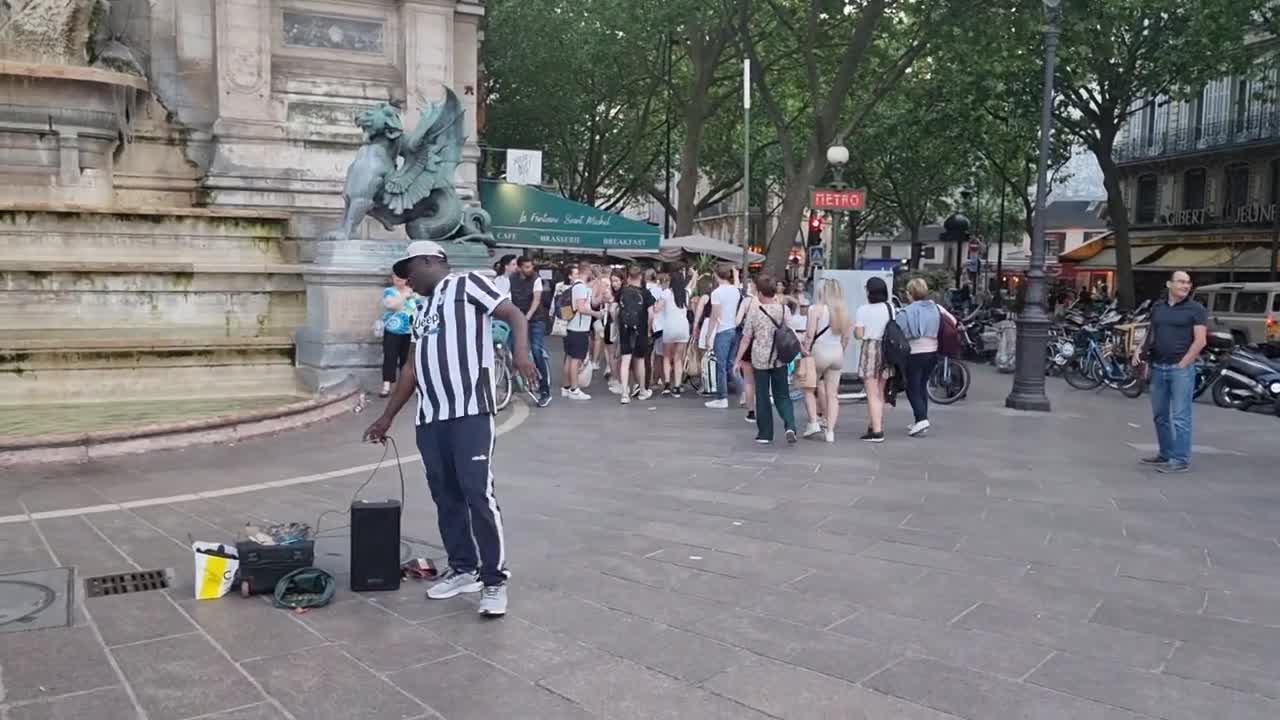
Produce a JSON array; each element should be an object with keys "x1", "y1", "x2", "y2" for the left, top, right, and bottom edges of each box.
[
  {"x1": 619, "y1": 286, "x2": 645, "y2": 330},
  {"x1": 881, "y1": 303, "x2": 911, "y2": 368},
  {"x1": 763, "y1": 306, "x2": 802, "y2": 365},
  {"x1": 554, "y1": 282, "x2": 579, "y2": 322}
]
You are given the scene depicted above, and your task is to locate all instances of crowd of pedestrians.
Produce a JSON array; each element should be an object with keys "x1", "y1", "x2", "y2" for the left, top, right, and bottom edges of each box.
[{"x1": 443, "y1": 257, "x2": 958, "y2": 446}]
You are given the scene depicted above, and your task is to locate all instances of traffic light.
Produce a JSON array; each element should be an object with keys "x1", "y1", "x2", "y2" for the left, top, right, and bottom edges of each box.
[{"x1": 807, "y1": 212, "x2": 823, "y2": 247}]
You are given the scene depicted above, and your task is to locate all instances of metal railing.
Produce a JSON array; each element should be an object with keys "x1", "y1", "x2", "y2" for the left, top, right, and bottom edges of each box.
[{"x1": 1114, "y1": 113, "x2": 1280, "y2": 163}]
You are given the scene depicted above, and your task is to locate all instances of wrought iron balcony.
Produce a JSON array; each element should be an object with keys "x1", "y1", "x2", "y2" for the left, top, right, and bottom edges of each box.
[{"x1": 1113, "y1": 112, "x2": 1280, "y2": 164}]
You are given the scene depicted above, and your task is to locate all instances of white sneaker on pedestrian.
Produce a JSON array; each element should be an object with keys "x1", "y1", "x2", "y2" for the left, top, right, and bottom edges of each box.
[
  {"x1": 608, "y1": 382, "x2": 623, "y2": 395},
  {"x1": 620, "y1": 394, "x2": 631, "y2": 405},
  {"x1": 803, "y1": 422, "x2": 822, "y2": 439},
  {"x1": 426, "y1": 568, "x2": 482, "y2": 599},
  {"x1": 825, "y1": 429, "x2": 835, "y2": 443},
  {"x1": 566, "y1": 388, "x2": 592, "y2": 401},
  {"x1": 908, "y1": 420, "x2": 931, "y2": 437},
  {"x1": 561, "y1": 387, "x2": 571, "y2": 398},
  {"x1": 705, "y1": 398, "x2": 729, "y2": 409},
  {"x1": 636, "y1": 389, "x2": 653, "y2": 401},
  {"x1": 478, "y1": 585, "x2": 507, "y2": 617}
]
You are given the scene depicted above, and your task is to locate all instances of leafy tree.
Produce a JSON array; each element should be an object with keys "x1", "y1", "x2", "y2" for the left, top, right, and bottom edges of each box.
[
  {"x1": 1051, "y1": 0, "x2": 1267, "y2": 308},
  {"x1": 482, "y1": 0, "x2": 664, "y2": 209}
]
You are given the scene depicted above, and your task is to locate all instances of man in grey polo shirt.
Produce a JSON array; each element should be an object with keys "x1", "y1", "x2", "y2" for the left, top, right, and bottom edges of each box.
[{"x1": 1135, "y1": 271, "x2": 1207, "y2": 473}]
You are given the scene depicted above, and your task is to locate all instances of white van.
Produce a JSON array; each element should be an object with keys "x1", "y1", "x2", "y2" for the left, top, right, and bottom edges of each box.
[{"x1": 1192, "y1": 282, "x2": 1280, "y2": 345}]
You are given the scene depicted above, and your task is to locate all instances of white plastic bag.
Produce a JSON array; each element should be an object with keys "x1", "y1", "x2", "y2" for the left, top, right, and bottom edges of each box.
[{"x1": 192, "y1": 542, "x2": 239, "y2": 600}]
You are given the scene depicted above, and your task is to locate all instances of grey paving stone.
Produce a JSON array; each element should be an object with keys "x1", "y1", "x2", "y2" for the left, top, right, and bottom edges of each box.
[
  {"x1": 366, "y1": 585, "x2": 477, "y2": 623},
  {"x1": 389, "y1": 651, "x2": 593, "y2": 720},
  {"x1": 421, "y1": 615, "x2": 610, "y2": 682},
  {"x1": 1205, "y1": 587, "x2": 1280, "y2": 626},
  {"x1": 539, "y1": 655, "x2": 774, "y2": 720},
  {"x1": 82, "y1": 512, "x2": 192, "y2": 589},
  {"x1": 910, "y1": 570, "x2": 1101, "y2": 621},
  {"x1": 86, "y1": 591, "x2": 195, "y2": 647},
  {"x1": 179, "y1": 595, "x2": 326, "y2": 662},
  {"x1": 192, "y1": 704, "x2": 290, "y2": 720},
  {"x1": 0, "y1": 624, "x2": 119, "y2": 702},
  {"x1": 954, "y1": 602, "x2": 1175, "y2": 670},
  {"x1": 1027, "y1": 651, "x2": 1280, "y2": 720},
  {"x1": 3, "y1": 686, "x2": 137, "y2": 720},
  {"x1": 111, "y1": 633, "x2": 262, "y2": 720},
  {"x1": 866, "y1": 656, "x2": 1151, "y2": 720},
  {"x1": 831, "y1": 608, "x2": 1052, "y2": 679},
  {"x1": 295, "y1": 597, "x2": 459, "y2": 673},
  {"x1": 1091, "y1": 601, "x2": 1280, "y2": 657},
  {"x1": 704, "y1": 656, "x2": 961, "y2": 720},
  {"x1": 861, "y1": 540, "x2": 1032, "y2": 580},
  {"x1": 34, "y1": 516, "x2": 136, "y2": 577},
  {"x1": 0, "y1": 522, "x2": 56, "y2": 574},
  {"x1": 688, "y1": 608, "x2": 898, "y2": 684},
  {"x1": 1164, "y1": 642, "x2": 1280, "y2": 700},
  {"x1": 563, "y1": 570, "x2": 728, "y2": 628},
  {"x1": 1022, "y1": 564, "x2": 1208, "y2": 615},
  {"x1": 241, "y1": 645, "x2": 423, "y2": 720}
]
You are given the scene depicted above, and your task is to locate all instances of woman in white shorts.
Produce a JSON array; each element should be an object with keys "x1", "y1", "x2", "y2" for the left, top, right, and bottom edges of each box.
[
  {"x1": 802, "y1": 278, "x2": 852, "y2": 443},
  {"x1": 655, "y1": 268, "x2": 692, "y2": 396}
]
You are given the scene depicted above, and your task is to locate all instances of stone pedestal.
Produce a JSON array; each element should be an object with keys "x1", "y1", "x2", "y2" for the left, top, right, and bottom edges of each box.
[{"x1": 295, "y1": 239, "x2": 491, "y2": 393}]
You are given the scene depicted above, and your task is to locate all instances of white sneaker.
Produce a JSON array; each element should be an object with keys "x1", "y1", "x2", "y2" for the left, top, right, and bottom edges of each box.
[
  {"x1": 478, "y1": 585, "x2": 507, "y2": 616},
  {"x1": 426, "y1": 568, "x2": 482, "y2": 599},
  {"x1": 705, "y1": 398, "x2": 729, "y2": 409},
  {"x1": 608, "y1": 382, "x2": 623, "y2": 395},
  {"x1": 561, "y1": 387, "x2": 571, "y2": 398},
  {"x1": 825, "y1": 430, "x2": 835, "y2": 443},
  {"x1": 908, "y1": 420, "x2": 931, "y2": 437},
  {"x1": 620, "y1": 395, "x2": 631, "y2": 405},
  {"x1": 566, "y1": 388, "x2": 592, "y2": 401},
  {"x1": 802, "y1": 423, "x2": 822, "y2": 439},
  {"x1": 636, "y1": 389, "x2": 653, "y2": 401}
]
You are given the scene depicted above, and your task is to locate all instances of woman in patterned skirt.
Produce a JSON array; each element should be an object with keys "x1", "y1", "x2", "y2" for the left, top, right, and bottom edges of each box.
[{"x1": 854, "y1": 276, "x2": 894, "y2": 443}]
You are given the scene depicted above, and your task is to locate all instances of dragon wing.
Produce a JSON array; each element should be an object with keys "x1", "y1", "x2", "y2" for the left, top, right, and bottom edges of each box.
[{"x1": 381, "y1": 89, "x2": 466, "y2": 214}]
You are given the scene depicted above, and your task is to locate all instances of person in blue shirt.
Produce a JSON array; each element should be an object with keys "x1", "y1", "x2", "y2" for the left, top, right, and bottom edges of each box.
[{"x1": 379, "y1": 273, "x2": 419, "y2": 396}]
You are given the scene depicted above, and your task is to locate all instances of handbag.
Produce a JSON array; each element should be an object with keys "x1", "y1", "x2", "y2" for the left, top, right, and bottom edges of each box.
[
  {"x1": 937, "y1": 307, "x2": 961, "y2": 357},
  {"x1": 795, "y1": 356, "x2": 817, "y2": 389},
  {"x1": 551, "y1": 316, "x2": 569, "y2": 337}
]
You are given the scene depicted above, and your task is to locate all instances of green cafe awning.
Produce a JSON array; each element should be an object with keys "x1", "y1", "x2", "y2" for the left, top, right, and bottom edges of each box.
[{"x1": 479, "y1": 180, "x2": 661, "y2": 252}]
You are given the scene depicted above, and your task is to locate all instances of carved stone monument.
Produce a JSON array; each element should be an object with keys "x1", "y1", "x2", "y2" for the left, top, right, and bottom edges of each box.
[{"x1": 296, "y1": 89, "x2": 495, "y2": 391}]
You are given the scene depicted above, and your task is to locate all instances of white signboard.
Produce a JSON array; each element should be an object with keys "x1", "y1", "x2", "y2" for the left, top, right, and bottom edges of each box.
[
  {"x1": 506, "y1": 149, "x2": 543, "y2": 186},
  {"x1": 814, "y1": 269, "x2": 894, "y2": 377}
]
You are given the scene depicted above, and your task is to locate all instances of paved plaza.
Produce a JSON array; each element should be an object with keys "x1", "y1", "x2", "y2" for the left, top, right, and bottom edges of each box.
[{"x1": 2, "y1": 366, "x2": 1280, "y2": 719}]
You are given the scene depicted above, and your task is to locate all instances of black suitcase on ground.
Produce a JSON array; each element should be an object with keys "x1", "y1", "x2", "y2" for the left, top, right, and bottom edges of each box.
[{"x1": 235, "y1": 541, "x2": 315, "y2": 597}]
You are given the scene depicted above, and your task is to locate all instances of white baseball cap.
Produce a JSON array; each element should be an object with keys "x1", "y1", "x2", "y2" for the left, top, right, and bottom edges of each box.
[{"x1": 392, "y1": 240, "x2": 448, "y2": 278}]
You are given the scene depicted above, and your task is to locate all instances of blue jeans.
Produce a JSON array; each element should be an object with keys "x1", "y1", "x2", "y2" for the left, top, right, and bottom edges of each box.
[
  {"x1": 528, "y1": 319, "x2": 551, "y2": 397},
  {"x1": 713, "y1": 329, "x2": 738, "y2": 400},
  {"x1": 1150, "y1": 363, "x2": 1195, "y2": 467}
]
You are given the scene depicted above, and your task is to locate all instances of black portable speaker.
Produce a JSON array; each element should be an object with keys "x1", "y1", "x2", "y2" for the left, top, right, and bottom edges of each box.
[{"x1": 350, "y1": 499, "x2": 402, "y2": 592}]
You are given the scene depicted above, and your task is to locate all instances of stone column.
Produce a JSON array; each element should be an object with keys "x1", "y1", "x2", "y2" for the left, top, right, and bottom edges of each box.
[{"x1": 211, "y1": 0, "x2": 273, "y2": 129}]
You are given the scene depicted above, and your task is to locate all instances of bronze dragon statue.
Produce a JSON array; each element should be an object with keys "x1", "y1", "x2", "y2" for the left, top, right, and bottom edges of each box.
[{"x1": 322, "y1": 88, "x2": 493, "y2": 248}]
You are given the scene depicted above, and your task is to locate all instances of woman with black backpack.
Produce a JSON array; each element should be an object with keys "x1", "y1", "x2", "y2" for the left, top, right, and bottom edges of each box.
[{"x1": 734, "y1": 273, "x2": 799, "y2": 444}]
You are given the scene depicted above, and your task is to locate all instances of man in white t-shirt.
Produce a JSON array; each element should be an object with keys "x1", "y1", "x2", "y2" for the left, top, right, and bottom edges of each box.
[
  {"x1": 704, "y1": 265, "x2": 742, "y2": 409},
  {"x1": 562, "y1": 261, "x2": 602, "y2": 400}
]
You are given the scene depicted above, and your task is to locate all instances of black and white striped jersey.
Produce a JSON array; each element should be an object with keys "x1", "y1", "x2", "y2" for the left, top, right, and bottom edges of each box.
[{"x1": 410, "y1": 272, "x2": 509, "y2": 424}]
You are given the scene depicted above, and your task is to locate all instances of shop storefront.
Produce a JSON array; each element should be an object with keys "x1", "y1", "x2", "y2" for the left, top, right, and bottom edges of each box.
[{"x1": 479, "y1": 180, "x2": 661, "y2": 257}]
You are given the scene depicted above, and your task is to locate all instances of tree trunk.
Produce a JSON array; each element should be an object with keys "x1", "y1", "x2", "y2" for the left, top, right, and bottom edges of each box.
[
  {"x1": 1093, "y1": 134, "x2": 1135, "y2": 309},
  {"x1": 909, "y1": 225, "x2": 921, "y2": 269},
  {"x1": 673, "y1": 112, "x2": 707, "y2": 237},
  {"x1": 764, "y1": 153, "x2": 823, "y2": 275}
]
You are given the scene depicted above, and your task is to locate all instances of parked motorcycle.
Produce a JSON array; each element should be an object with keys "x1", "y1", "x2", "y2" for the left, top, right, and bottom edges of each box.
[{"x1": 1211, "y1": 342, "x2": 1280, "y2": 413}]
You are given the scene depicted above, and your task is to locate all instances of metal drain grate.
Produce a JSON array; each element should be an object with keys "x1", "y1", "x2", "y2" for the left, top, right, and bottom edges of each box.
[{"x1": 84, "y1": 569, "x2": 173, "y2": 598}]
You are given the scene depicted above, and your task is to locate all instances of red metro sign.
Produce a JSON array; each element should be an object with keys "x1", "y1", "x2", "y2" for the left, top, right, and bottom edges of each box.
[{"x1": 810, "y1": 188, "x2": 866, "y2": 211}]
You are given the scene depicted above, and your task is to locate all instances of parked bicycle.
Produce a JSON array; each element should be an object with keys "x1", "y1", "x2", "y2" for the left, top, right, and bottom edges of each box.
[
  {"x1": 1063, "y1": 325, "x2": 1144, "y2": 398},
  {"x1": 927, "y1": 319, "x2": 976, "y2": 405},
  {"x1": 492, "y1": 321, "x2": 550, "y2": 411}
]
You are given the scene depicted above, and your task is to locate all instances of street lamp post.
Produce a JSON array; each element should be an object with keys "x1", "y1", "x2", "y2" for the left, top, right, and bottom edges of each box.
[
  {"x1": 826, "y1": 144, "x2": 849, "y2": 270},
  {"x1": 1005, "y1": 0, "x2": 1061, "y2": 412}
]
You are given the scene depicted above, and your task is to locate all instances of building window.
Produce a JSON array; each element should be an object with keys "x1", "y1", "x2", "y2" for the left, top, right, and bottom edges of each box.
[
  {"x1": 880, "y1": 245, "x2": 892, "y2": 259},
  {"x1": 1183, "y1": 168, "x2": 1206, "y2": 210},
  {"x1": 1136, "y1": 174, "x2": 1159, "y2": 224},
  {"x1": 1143, "y1": 100, "x2": 1157, "y2": 148},
  {"x1": 1271, "y1": 158, "x2": 1280, "y2": 206},
  {"x1": 1224, "y1": 163, "x2": 1250, "y2": 217},
  {"x1": 1235, "y1": 77, "x2": 1249, "y2": 134},
  {"x1": 1193, "y1": 87, "x2": 1206, "y2": 141},
  {"x1": 1045, "y1": 232, "x2": 1066, "y2": 256},
  {"x1": 921, "y1": 246, "x2": 936, "y2": 260}
]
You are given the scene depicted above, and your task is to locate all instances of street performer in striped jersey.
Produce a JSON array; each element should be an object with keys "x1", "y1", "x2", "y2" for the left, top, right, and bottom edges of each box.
[{"x1": 364, "y1": 240, "x2": 536, "y2": 617}]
